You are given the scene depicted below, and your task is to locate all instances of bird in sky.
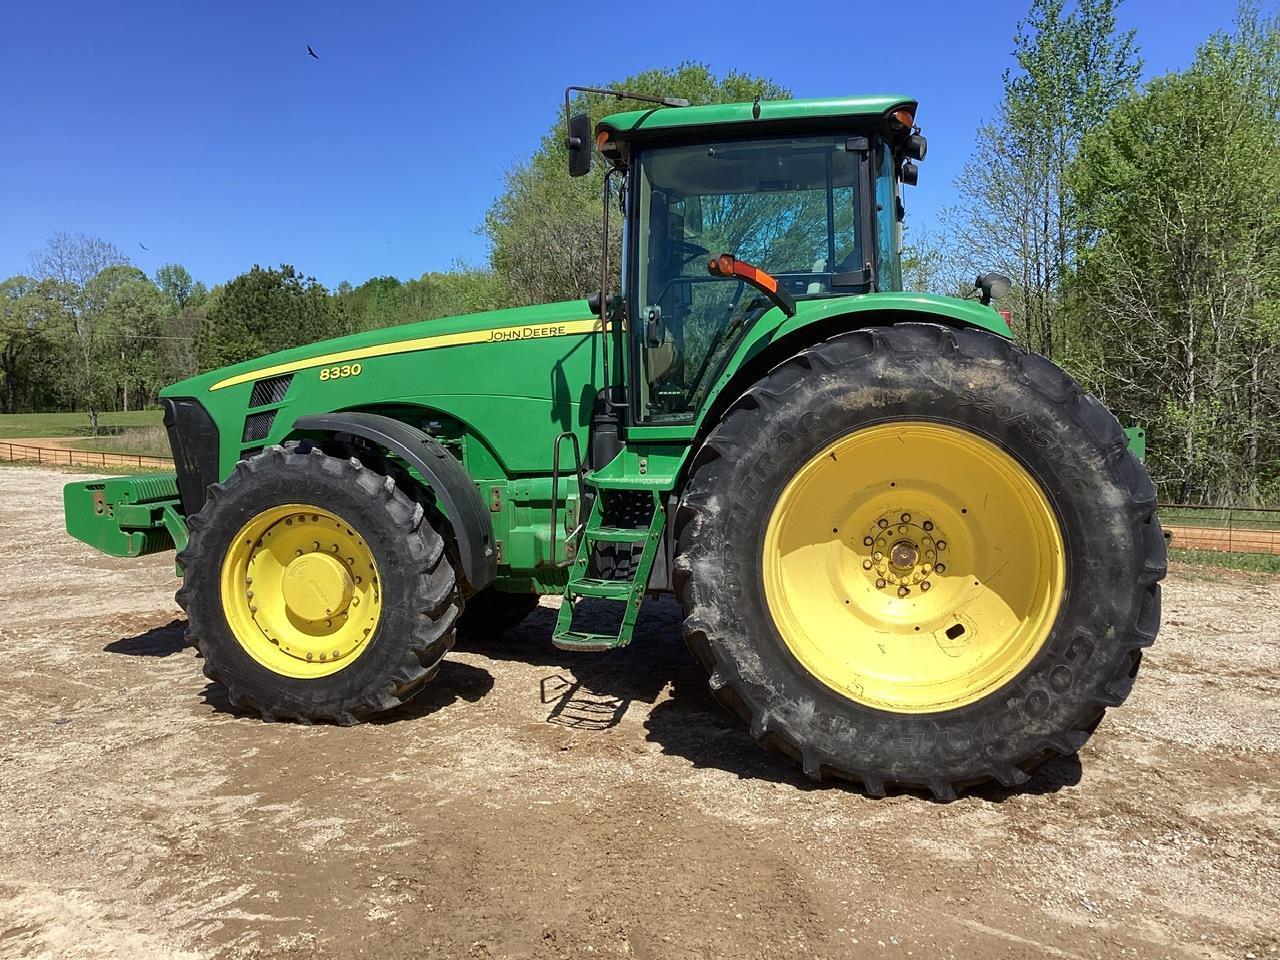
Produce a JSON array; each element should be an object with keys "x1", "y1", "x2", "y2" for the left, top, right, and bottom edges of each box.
[
  {"x1": 307, "y1": 45, "x2": 319, "y2": 59},
  {"x1": 138, "y1": 242, "x2": 149, "y2": 251}
]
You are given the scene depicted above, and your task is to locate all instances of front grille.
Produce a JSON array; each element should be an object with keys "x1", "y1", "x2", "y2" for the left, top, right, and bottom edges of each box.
[
  {"x1": 161, "y1": 397, "x2": 221, "y2": 515},
  {"x1": 249, "y1": 374, "x2": 293, "y2": 407},
  {"x1": 241, "y1": 410, "x2": 277, "y2": 444}
]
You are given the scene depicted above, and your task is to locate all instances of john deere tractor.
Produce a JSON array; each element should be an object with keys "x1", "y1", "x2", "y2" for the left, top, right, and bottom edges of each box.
[{"x1": 65, "y1": 91, "x2": 1164, "y2": 799}]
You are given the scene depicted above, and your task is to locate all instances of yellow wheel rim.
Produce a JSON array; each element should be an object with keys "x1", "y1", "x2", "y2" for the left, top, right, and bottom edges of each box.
[
  {"x1": 762, "y1": 422, "x2": 1065, "y2": 714},
  {"x1": 219, "y1": 504, "x2": 382, "y2": 679}
]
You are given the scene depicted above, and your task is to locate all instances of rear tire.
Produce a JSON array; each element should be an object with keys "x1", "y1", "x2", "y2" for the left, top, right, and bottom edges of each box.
[
  {"x1": 673, "y1": 323, "x2": 1165, "y2": 799},
  {"x1": 177, "y1": 444, "x2": 459, "y2": 724}
]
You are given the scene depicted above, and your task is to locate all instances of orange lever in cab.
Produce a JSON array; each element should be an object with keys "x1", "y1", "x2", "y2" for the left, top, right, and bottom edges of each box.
[{"x1": 707, "y1": 254, "x2": 797, "y2": 317}]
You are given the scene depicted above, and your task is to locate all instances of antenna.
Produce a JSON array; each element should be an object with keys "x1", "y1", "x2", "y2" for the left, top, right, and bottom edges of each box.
[{"x1": 563, "y1": 85, "x2": 690, "y2": 149}]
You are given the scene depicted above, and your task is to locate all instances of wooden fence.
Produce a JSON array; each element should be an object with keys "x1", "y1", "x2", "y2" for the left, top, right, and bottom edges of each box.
[
  {"x1": 0, "y1": 447, "x2": 1276, "y2": 555},
  {"x1": 0, "y1": 441, "x2": 172, "y2": 470},
  {"x1": 1159, "y1": 503, "x2": 1280, "y2": 556}
]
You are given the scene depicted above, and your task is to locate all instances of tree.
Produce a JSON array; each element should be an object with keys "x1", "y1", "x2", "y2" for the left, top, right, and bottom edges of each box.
[
  {"x1": 154, "y1": 263, "x2": 208, "y2": 311},
  {"x1": 198, "y1": 265, "x2": 343, "y2": 369},
  {"x1": 29, "y1": 233, "x2": 130, "y2": 433},
  {"x1": 946, "y1": 0, "x2": 1140, "y2": 358},
  {"x1": 98, "y1": 271, "x2": 170, "y2": 410},
  {"x1": 1067, "y1": 5, "x2": 1280, "y2": 503},
  {"x1": 483, "y1": 63, "x2": 788, "y2": 306},
  {"x1": 0, "y1": 276, "x2": 70, "y2": 413}
]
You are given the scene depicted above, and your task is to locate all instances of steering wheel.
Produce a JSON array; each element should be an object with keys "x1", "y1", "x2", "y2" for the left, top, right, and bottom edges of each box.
[{"x1": 675, "y1": 238, "x2": 709, "y2": 264}]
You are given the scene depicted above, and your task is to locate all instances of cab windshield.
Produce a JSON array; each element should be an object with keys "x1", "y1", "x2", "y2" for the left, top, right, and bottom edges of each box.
[{"x1": 633, "y1": 134, "x2": 865, "y2": 420}]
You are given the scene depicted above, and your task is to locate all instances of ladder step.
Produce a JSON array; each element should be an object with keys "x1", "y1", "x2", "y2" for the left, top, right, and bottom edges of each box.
[
  {"x1": 552, "y1": 630, "x2": 627, "y2": 652},
  {"x1": 587, "y1": 525, "x2": 652, "y2": 543},
  {"x1": 565, "y1": 577, "x2": 634, "y2": 600}
]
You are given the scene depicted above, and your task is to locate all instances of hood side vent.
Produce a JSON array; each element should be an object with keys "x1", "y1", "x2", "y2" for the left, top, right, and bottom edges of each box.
[{"x1": 249, "y1": 374, "x2": 293, "y2": 408}]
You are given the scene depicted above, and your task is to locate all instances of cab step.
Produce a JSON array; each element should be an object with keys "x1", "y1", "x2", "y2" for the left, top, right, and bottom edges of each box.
[{"x1": 552, "y1": 487, "x2": 665, "y2": 652}]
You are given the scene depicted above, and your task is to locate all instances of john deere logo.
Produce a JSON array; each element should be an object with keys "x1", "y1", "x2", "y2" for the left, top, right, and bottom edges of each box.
[{"x1": 485, "y1": 324, "x2": 570, "y2": 342}]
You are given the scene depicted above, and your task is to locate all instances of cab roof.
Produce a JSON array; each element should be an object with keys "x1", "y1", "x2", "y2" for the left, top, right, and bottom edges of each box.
[{"x1": 596, "y1": 94, "x2": 917, "y2": 142}]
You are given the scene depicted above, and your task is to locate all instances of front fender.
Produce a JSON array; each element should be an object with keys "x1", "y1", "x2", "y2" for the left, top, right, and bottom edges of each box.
[
  {"x1": 689, "y1": 292, "x2": 1012, "y2": 435},
  {"x1": 292, "y1": 412, "x2": 496, "y2": 591}
]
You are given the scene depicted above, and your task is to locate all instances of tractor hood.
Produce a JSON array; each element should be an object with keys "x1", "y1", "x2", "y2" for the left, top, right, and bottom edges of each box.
[
  {"x1": 159, "y1": 298, "x2": 604, "y2": 485},
  {"x1": 161, "y1": 299, "x2": 597, "y2": 399}
]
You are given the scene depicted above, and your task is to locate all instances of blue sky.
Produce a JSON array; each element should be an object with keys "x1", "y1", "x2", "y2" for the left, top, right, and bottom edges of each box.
[{"x1": 0, "y1": 0, "x2": 1245, "y2": 290}]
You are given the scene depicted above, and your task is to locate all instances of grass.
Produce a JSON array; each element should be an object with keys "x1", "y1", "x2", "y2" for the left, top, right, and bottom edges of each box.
[
  {"x1": 1160, "y1": 504, "x2": 1280, "y2": 529},
  {"x1": 1169, "y1": 547, "x2": 1280, "y2": 575},
  {"x1": 74, "y1": 424, "x2": 172, "y2": 458},
  {"x1": 0, "y1": 459, "x2": 168, "y2": 476},
  {"x1": 0, "y1": 409, "x2": 163, "y2": 440}
]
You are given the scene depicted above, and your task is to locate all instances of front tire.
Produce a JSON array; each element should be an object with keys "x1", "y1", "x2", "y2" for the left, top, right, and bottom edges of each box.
[
  {"x1": 673, "y1": 324, "x2": 1165, "y2": 799},
  {"x1": 177, "y1": 445, "x2": 459, "y2": 723}
]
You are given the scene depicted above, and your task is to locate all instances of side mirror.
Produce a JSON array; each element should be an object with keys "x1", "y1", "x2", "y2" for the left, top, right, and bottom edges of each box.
[
  {"x1": 566, "y1": 113, "x2": 592, "y2": 177},
  {"x1": 901, "y1": 160, "x2": 919, "y2": 186},
  {"x1": 905, "y1": 134, "x2": 928, "y2": 161},
  {"x1": 975, "y1": 272, "x2": 1012, "y2": 305}
]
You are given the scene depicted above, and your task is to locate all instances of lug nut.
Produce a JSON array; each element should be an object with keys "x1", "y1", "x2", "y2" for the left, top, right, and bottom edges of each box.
[
  {"x1": 875, "y1": 578, "x2": 887, "y2": 588},
  {"x1": 936, "y1": 563, "x2": 946, "y2": 573},
  {"x1": 923, "y1": 520, "x2": 933, "y2": 531},
  {"x1": 897, "y1": 586, "x2": 910, "y2": 597},
  {"x1": 863, "y1": 536, "x2": 874, "y2": 546},
  {"x1": 878, "y1": 518, "x2": 888, "y2": 528},
  {"x1": 921, "y1": 581, "x2": 931, "y2": 591},
  {"x1": 901, "y1": 513, "x2": 911, "y2": 523},
  {"x1": 873, "y1": 551, "x2": 883, "y2": 561},
  {"x1": 862, "y1": 559, "x2": 873, "y2": 570},
  {"x1": 937, "y1": 540, "x2": 947, "y2": 550}
]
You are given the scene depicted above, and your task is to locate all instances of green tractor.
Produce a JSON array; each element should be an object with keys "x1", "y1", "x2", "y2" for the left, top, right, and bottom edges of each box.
[{"x1": 65, "y1": 91, "x2": 1164, "y2": 799}]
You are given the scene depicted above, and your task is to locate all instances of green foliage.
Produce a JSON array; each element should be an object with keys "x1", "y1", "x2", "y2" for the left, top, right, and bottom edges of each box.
[
  {"x1": 334, "y1": 268, "x2": 505, "y2": 332},
  {"x1": 0, "y1": 276, "x2": 67, "y2": 413},
  {"x1": 1066, "y1": 4, "x2": 1280, "y2": 503},
  {"x1": 197, "y1": 265, "x2": 344, "y2": 369},
  {"x1": 154, "y1": 263, "x2": 208, "y2": 311},
  {"x1": 946, "y1": 0, "x2": 1139, "y2": 356},
  {"x1": 483, "y1": 63, "x2": 788, "y2": 306}
]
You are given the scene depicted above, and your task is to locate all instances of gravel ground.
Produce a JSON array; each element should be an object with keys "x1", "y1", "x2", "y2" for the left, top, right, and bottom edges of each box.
[{"x1": 0, "y1": 465, "x2": 1277, "y2": 960}]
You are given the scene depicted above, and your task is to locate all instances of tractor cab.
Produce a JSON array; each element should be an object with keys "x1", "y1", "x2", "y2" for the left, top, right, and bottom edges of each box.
[{"x1": 570, "y1": 93, "x2": 926, "y2": 423}]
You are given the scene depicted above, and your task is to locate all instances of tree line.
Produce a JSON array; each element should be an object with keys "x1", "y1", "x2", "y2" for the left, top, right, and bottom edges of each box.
[
  {"x1": 916, "y1": 1, "x2": 1280, "y2": 506},
  {"x1": 2, "y1": 7, "x2": 1277, "y2": 504}
]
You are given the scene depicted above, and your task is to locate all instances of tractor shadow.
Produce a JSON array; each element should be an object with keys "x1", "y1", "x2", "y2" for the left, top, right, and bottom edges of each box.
[
  {"x1": 104, "y1": 619, "x2": 189, "y2": 657},
  {"x1": 460, "y1": 597, "x2": 1083, "y2": 801},
  {"x1": 195, "y1": 658, "x2": 494, "y2": 725},
  {"x1": 458, "y1": 597, "x2": 814, "y2": 790},
  {"x1": 103, "y1": 618, "x2": 494, "y2": 725}
]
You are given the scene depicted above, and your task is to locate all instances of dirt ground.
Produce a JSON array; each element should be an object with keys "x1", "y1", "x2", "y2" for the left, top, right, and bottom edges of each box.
[{"x1": 1, "y1": 465, "x2": 1277, "y2": 960}]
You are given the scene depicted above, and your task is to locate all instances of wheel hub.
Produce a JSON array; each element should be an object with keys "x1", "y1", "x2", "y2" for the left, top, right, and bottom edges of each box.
[
  {"x1": 281, "y1": 552, "x2": 355, "y2": 622},
  {"x1": 761, "y1": 422, "x2": 1065, "y2": 714},
  {"x1": 220, "y1": 505, "x2": 382, "y2": 679},
  {"x1": 863, "y1": 512, "x2": 945, "y2": 594}
]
